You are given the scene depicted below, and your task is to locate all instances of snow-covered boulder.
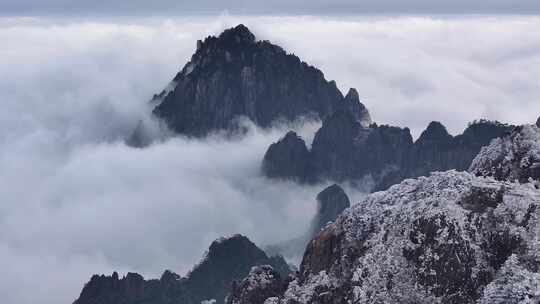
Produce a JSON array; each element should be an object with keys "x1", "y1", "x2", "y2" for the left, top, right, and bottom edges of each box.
[
  {"x1": 236, "y1": 171, "x2": 540, "y2": 304},
  {"x1": 470, "y1": 124, "x2": 540, "y2": 184}
]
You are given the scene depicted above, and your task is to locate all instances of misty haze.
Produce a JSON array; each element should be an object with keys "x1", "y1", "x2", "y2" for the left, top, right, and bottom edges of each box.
[{"x1": 1, "y1": 3, "x2": 540, "y2": 304}]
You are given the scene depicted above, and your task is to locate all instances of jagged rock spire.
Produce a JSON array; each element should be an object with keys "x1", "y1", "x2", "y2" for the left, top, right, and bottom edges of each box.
[{"x1": 344, "y1": 88, "x2": 372, "y2": 127}]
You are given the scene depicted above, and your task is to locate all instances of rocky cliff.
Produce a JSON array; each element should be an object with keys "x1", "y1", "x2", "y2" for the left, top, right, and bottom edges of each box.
[
  {"x1": 230, "y1": 171, "x2": 540, "y2": 304},
  {"x1": 470, "y1": 124, "x2": 540, "y2": 184},
  {"x1": 226, "y1": 265, "x2": 291, "y2": 304},
  {"x1": 148, "y1": 24, "x2": 371, "y2": 137},
  {"x1": 263, "y1": 117, "x2": 513, "y2": 191},
  {"x1": 73, "y1": 235, "x2": 290, "y2": 304}
]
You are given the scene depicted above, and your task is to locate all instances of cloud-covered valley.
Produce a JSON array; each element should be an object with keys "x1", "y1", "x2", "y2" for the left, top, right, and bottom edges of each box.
[{"x1": 1, "y1": 15, "x2": 540, "y2": 304}]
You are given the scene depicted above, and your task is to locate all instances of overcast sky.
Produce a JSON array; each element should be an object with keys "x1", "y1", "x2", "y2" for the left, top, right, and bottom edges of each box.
[
  {"x1": 2, "y1": 13, "x2": 540, "y2": 304},
  {"x1": 2, "y1": 0, "x2": 540, "y2": 16}
]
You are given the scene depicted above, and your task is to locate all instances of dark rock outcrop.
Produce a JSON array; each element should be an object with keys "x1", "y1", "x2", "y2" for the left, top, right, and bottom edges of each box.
[
  {"x1": 470, "y1": 124, "x2": 540, "y2": 184},
  {"x1": 262, "y1": 131, "x2": 312, "y2": 182},
  {"x1": 232, "y1": 171, "x2": 540, "y2": 304},
  {"x1": 263, "y1": 118, "x2": 513, "y2": 191},
  {"x1": 150, "y1": 24, "x2": 369, "y2": 137},
  {"x1": 309, "y1": 184, "x2": 351, "y2": 236},
  {"x1": 342, "y1": 88, "x2": 372, "y2": 127},
  {"x1": 73, "y1": 235, "x2": 290, "y2": 304},
  {"x1": 536, "y1": 116, "x2": 540, "y2": 128}
]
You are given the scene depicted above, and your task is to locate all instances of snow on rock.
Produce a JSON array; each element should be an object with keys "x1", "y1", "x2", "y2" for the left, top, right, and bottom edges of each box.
[
  {"x1": 470, "y1": 124, "x2": 540, "y2": 184},
  {"x1": 233, "y1": 171, "x2": 540, "y2": 304},
  {"x1": 226, "y1": 265, "x2": 289, "y2": 304}
]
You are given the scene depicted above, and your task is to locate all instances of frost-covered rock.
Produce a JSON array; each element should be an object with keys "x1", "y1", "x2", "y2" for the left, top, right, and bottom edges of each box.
[
  {"x1": 470, "y1": 124, "x2": 540, "y2": 184},
  {"x1": 226, "y1": 265, "x2": 289, "y2": 304},
  {"x1": 241, "y1": 171, "x2": 540, "y2": 303}
]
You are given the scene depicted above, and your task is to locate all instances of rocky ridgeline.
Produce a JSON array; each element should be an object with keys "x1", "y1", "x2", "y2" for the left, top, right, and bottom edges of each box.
[
  {"x1": 263, "y1": 118, "x2": 513, "y2": 191},
  {"x1": 147, "y1": 24, "x2": 370, "y2": 138},
  {"x1": 73, "y1": 235, "x2": 290, "y2": 304},
  {"x1": 229, "y1": 170, "x2": 540, "y2": 304}
]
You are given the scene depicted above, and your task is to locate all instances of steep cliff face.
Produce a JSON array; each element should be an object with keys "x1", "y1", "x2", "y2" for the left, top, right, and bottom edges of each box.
[
  {"x1": 263, "y1": 118, "x2": 512, "y2": 192},
  {"x1": 150, "y1": 24, "x2": 370, "y2": 137},
  {"x1": 73, "y1": 235, "x2": 290, "y2": 304},
  {"x1": 231, "y1": 171, "x2": 540, "y2": 304},
  {"x1": 470, "y1": 124, "x2": 540, "y2": 184}
]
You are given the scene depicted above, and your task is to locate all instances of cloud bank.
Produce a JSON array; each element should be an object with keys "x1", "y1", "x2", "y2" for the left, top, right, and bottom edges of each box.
[{"x1": 1, "y1": 15, "x2": 540, "y2": 304}]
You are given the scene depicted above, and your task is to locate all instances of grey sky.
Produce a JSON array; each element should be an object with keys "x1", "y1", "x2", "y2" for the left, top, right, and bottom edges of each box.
[{"x1": 2, "y1": 0, "x2": 540, "y2": 16}]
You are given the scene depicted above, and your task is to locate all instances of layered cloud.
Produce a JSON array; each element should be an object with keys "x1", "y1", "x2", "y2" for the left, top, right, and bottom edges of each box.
[{"x1": 1, "y1": 15, "x2": 539, "y2": 304}]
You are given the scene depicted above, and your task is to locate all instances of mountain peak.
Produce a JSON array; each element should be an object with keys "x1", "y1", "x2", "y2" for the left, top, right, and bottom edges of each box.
[
  {"x1": 417, "y1": 121, "x2": 452, "y2": 142},
  {"x1": 344, "y1": 88, "x2": 359, "y2": 101},
  {"x1": 343, "y1": 87, "x2": 372, "y2": 127},
  {"x1": 218, "y1": 24, "x2": 256, "y2": 44},
  {"x1": 149, "y1": 24, "x2": 347, "y2": 137}
]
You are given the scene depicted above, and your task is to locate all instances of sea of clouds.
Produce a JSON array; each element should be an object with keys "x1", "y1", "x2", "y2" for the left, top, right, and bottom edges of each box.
[{"x1": 1, "y1": 15, "x2": 540, "y2": 304}]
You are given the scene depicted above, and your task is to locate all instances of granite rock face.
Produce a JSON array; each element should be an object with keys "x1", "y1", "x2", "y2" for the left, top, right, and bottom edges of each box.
[
  {"x1": 73, "y1": 235, "x2": 290, "y2": 304},
  {"x1": 150, "y1": 24, "x2": 370, "y2": 137},
  {"x1": 231, "y1": 171, "x2": 540, "y2": 304},
  {"x1": 263, "y1": 117, "x2": 513, "y2": 191},
  {"x1": 470, "y1": 124, "x2": 540, "y2": 184}
]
